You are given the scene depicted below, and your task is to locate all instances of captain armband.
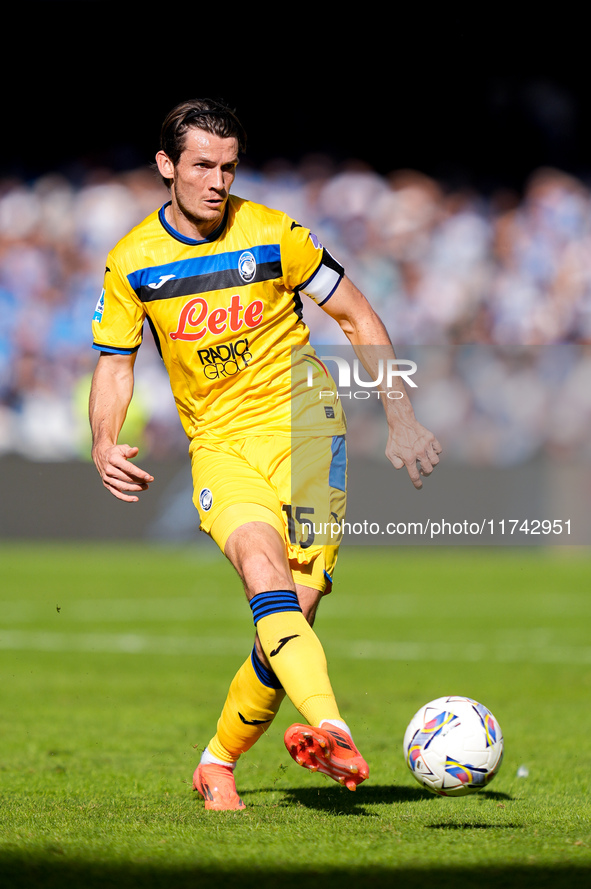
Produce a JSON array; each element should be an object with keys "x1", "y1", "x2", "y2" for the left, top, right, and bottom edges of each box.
[{"x1": 298, "y1": 248, "x2": 344, "y2": 307}]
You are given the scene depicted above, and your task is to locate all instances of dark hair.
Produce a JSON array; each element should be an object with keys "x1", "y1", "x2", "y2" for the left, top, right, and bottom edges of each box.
[{"x1": 158, "y1": 98, "x2": 247, "y2": 186}]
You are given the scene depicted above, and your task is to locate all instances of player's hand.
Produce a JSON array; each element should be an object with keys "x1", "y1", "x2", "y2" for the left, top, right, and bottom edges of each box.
[
  {"x1": 92, "y1": 443, "x2": 154, "y2": 502},
  {"x1": 385, "y1": 420, "x2": 442, "y2": 490}
]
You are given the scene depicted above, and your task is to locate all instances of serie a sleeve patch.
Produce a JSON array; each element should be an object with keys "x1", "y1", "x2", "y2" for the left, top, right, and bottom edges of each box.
[{"x1": 91, "y1": 257, "x2": 146, "y2": 354}]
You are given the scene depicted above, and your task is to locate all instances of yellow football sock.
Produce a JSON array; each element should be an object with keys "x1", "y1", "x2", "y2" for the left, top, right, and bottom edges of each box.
[
  {"x1": 250, "y1": 590, "x2": 341, "y2": 726},
  {"x1": 206, "y1": 648, "x2": 286, "y2": 764}
]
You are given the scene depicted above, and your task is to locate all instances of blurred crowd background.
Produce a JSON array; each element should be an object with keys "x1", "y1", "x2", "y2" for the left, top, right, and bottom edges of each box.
[{"x1": 1, "y1": 155, "x2": 591, "y2": 467}]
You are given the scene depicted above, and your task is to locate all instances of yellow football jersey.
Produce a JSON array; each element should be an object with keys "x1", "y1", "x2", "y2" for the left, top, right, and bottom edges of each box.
[{"x1": 92, "y1": 195, "x2": 346, "y2": 441}]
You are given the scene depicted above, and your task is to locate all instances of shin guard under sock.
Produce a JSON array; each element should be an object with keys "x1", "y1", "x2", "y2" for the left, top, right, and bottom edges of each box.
[
  {"x1": 206, "y1": 647, "x2": 286, "y2": 764},
  {"x1": 250, "y1": 589, "x2": 341, "y2": 726}
]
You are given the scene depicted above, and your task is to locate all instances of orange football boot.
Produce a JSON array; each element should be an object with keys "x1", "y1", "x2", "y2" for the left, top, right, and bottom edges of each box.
[
  {"x1": 284, "y1": 723, "x2": 369, "y2": 791},
  {"x1": 193, "y1": 763, "x2": 246, "y2": 811}
]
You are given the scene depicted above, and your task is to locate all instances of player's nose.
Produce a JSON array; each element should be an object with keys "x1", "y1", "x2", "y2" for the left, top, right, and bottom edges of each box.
[{"x1": 210, "y1": 166, "x2": 226, "y2": 191}]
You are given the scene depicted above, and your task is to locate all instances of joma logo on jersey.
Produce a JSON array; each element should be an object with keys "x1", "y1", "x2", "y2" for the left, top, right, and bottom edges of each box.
[
  {"x1": 197, "y1": 339, "x2": 253, "y2": 380},
  {"x1": 170, "y1": 294, "x2": 264, "y2": 341}
]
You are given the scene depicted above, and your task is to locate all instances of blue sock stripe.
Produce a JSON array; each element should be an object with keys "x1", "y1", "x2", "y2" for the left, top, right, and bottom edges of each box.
[
  {"x1": 250, "y1": 647, "x2": 283, "y2": 690},
  {"x1": 249, "y1": 590, "x2": 302, "y2": 625}
]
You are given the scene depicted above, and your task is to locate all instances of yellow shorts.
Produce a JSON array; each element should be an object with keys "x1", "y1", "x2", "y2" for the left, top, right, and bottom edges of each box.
[{"x1": 189, "y1": 434, "x2": 347, "y2": 593}]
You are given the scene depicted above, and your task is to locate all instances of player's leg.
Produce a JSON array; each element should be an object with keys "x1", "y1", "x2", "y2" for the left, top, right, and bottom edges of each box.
[
  {"x1": 202, "y1": 646, "x2": 286, "y2": 764},
  {"x1": 190, "y1": 443, "x2": 292, "y2": 810},
  {"x1": 193, "y1": 520, "x2": 310, "y2": 811},
  {"x1": 273, "y1": 431, "x2": 367, "y2": 790},
  {"x1": 190, "y1": 436, "x2": 367, "y2": 807},
  {"x1": 251, "y1": 577, "x2": 368, "y2": 791},
  {"x1": 226, "y1": 521, "x2": 341, "y2": 725},
  {"x1": 195, "y1": 518, "x2": 367, "y2": 805},
  {"x1": 225, "y1": 521, "x2": 368, "y2": 791},
  {"x1": 197, "y1": 549, "x2": 325, "y2": 777},
  {"x1": 193, "y1": 642, "x2": 285, "y2": 811}
]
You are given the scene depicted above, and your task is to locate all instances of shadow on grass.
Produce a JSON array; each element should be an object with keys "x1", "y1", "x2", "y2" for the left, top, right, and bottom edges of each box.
[
  {"x1": 261, "y1": 784, "x2": 513, "y2": 814},
  {"x1": 270, "y1": 783, "x2": 430, "y2": 814},
  {"x1": 427, "y1": 821, "x2": 522, "y2": 830},
  {"x1": 0, "y1": 855, "x2": 589, "y2": 889}
]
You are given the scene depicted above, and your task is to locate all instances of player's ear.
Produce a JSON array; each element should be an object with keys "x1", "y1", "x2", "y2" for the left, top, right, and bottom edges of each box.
[{"x1": 155, "y1": 150, "x2": 174, "y2": 181}]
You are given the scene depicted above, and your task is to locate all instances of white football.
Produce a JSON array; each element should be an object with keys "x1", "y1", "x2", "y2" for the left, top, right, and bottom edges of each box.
[{"x1": 403, "y1": 695, "x2": 504, "y2": 796}]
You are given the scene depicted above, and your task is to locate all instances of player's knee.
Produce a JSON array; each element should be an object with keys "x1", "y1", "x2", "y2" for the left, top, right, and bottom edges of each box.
[
  {"x1": 238, "y1": 549, "x2": 293, "y2": 597},
  {"x1": 226, "y1": 523, "x2": 292, "y2": 596},
  {"x1": 296, "y1": 587, "x2": 323, "y2": 625}
]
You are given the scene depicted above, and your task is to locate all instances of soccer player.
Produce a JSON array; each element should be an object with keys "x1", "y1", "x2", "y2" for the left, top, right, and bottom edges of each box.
[{"x1": 89, "y1": 98, "x2": 442, "y2": 811}]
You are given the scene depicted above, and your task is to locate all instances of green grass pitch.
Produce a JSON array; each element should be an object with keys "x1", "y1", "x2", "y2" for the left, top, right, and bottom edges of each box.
[{"x1": 1, "y1": 542, "x2": 590, "y2": 888}]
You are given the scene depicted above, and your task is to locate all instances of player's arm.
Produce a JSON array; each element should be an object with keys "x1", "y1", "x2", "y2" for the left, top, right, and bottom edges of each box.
[
  {"x1": 89, "y1": 351, "x2": 154, "y2": 502},
  {"x1": 320, "y1": 275, "x2": 442, "y2": 489}
]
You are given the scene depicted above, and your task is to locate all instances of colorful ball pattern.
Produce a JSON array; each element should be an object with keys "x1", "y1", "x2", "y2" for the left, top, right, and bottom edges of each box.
[{"x1": 403, "y1": 695, "x2": 504, "y2": 796}]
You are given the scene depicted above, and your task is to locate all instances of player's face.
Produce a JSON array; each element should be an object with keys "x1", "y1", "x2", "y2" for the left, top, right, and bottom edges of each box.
[{"x1": 158, "y1": 128, "x2": 239, "y2": 239}]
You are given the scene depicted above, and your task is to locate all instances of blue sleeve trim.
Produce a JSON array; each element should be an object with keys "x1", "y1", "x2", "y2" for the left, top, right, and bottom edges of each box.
[{"x1": 92, "y1": 343, "x2": 139, "y2": 355}]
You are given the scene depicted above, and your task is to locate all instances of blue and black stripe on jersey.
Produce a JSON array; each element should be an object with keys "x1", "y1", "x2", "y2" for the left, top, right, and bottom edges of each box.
[{"x1": 128, "y1": 245, "x2": 283, "y2": 303}]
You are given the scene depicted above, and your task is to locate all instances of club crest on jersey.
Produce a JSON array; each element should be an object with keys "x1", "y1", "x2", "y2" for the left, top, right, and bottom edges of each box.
[
  {"x1": 238, "y1": 250, "x2": 256, "y2": 282},
  {"x1": 199, "y1": 488, "x2": 213, "y2": 511}
]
